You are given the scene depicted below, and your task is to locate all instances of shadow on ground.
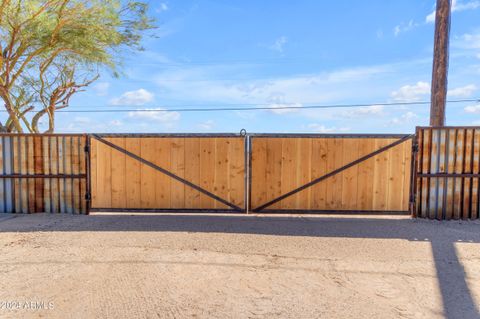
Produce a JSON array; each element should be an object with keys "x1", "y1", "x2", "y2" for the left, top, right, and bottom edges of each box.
[{"x1": 1, "y1": 213, "x2": 479, "y2": 319}]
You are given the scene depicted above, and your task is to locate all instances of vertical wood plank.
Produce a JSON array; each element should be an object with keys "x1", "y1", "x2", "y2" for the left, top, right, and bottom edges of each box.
[
  {"x1": 341, "y1": 138, "x2": 359, "y2": 210},
  {"x1": 184, "y1": 138, "x2": 200, "y2": 208},
  {"x1": 280, "y1": 138, "x2": 297, "y2": 210},
  {"x1": 296, "y1": 138, "x2": 312, "y2": 210},
  {"x1": 311, "y1": 139, "x2": 328, "y2": 210},
  {"x1": 140, "y1": 138, "x2": 156, "y2": 208},
  {"x1": 125, "y1": 138, "x2": 141, "y2": 208},
  {"x1": 265, "y1": 138, "x2": 283, "y2": 210},
  {"x1": 213, "y1": 138, "x2": 229, "y2": 209},
  {"x1": 154, "y1": 138, "x2": 171, "y2": 208},
  {"x1": 170, "y1": 138, "x2": 185, "y2": 208},
  {"x1": 250, "y1": 138, "x2": 266, "y2": 210},
  {"x1": 373, "y1": 139, "x2": 390, "y2": 211},
  {"x1": 356, "y1": 139, "x2": 376, "y2": 210},
  {"x1": 229, "y1": 138, "x2": 245, "y2": 208},
  {"x1": 326, "y1": 138, "x2": 344, "y2": 209},
  {"x1": 110, "y1": 138, "x2": 126, "y2": 209},
  {"x1": 199, "y1": 138, "x2": 216, "y2": 209}
]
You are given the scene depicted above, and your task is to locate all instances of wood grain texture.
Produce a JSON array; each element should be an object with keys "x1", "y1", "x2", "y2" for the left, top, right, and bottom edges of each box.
[
  {"x1": 250, "y1": 137, "x2": 411, "y2": 212},
  {"x1": 91, "y1": 137, "x2": 245, "y2": 210}
]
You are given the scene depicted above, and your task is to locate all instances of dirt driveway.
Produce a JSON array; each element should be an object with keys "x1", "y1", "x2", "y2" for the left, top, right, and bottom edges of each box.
[{"x1": 0, "y1": 213, "x2": 479, "y2": 319}]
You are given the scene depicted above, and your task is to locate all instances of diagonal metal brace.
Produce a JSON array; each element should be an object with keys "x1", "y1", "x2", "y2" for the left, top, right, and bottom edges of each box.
[
  {"x1": 253, "y1": 135, "x2": 414, "y2": 212},
  {"x1": 92, "y1": 135, "x2": 243, "y2": 211}
]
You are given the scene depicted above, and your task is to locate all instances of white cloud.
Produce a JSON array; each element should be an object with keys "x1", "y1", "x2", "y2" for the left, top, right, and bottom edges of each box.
[
  {"x1": 390, "y1": 111, "x2": 418, "y2": 125},
  {"x1": 391, "y1": 81, "x2": 430, "y2": 101},
  {"x1": 426, "y1": 0, "x2": 480, "y2": 23},
  {"x1": 93, "y1": 82, "x2": 110, "y2": 96},
  {"x1": 267, "y1": 102, "x2": 303, "y2": 114},
  {"x1": 128, "y1": 108, "x2": 180, "y2": 123},
  {"x1": 307, "y1": 124, "x2": 350, "y2": 133},
  {"x1": 157, "y1": 3, "x2": 168, "y2": 12},
  {"x1": 465, "y1": 104, "x2": 480, "y2": 113},
  {"x1": 269, "y1": 36, "x2": 288, "y2": 53},
  {"x1": 341, "y1": 105, "x2": 384, "y2": 118},
  {"x1": 110, "y1": 89, "x2": 154, "y2": 106},
  {"x1": 197, "y1": 120, "x2": 214, "y2": 130},
  {"x1": 394, "y1": 20, "x2": 418, "y2": 36},
  {"x1": 458, "y1": 33, "x2": 480, "y2": 49},
  {"x1": 448, "y1": 84, "x2": 477, "y2": 97}
]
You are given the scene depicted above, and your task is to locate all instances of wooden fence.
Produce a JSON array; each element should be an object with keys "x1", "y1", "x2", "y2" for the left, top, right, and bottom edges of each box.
[
  {"x1": 0, "y1": 134, "x2": 88, "y2": 214},
  {"x1": 5, "y1": 129, "x2": 480, "y2": 219},
  {"x1": 90, "y1": 135, "x2": 246, "y2": 212},
  {"x1": 249, "y1": 135, "x2": 413, "y2": 213},
  {"x1": 414, "y1": 127, "x2": 480, "y2": 220}
]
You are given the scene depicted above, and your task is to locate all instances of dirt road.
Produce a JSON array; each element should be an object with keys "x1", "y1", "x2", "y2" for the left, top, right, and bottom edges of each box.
[{"x1": 0, "y1": 213, "x2": 479, "y2": 318}]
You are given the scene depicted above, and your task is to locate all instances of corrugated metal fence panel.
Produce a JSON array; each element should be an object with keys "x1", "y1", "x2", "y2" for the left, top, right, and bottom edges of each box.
[
  {"x1": 415, "y1": 127, "x2": 480, "y2": 220},
  {"x1": 90, "y1": 137, "x2": 246, "y2": 211},
  {"x1": 0, "y1": 134, "x2": 87, "y2": 214},
  {"x1": 250, "y1": 136, "x2": 412, "y2": 212}
]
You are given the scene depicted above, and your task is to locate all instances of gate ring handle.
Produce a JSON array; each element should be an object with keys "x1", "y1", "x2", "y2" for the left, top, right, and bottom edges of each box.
[{"x1": 239, "y1": 129, "x2": 247, "y2": 137}]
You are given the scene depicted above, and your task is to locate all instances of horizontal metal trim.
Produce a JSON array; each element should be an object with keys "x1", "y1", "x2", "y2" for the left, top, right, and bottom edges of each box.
[
  {"x1": 248, "y1": 133, "x2": 412, "y2": 138},
  {"x1": 257, "y1": 209, "x2": 410, "y2": 215},
  {"x1": 0, "y1": 174, "x2": 87, "y2": 179},
  {"x1": 417, "y1": 173, "x2": 480, "y2": 178},
  {"x1": 90, "y1": 208, "x2": 244, "y2": 213},
  {"x1": 0, "y1": 133, "x2": 86, "y2": 137},
  {"x1": 92, "y1": 133, "x2": 244, "y2": 138}
]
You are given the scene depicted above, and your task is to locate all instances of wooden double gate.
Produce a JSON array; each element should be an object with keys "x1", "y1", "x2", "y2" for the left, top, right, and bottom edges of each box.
[{"x1": 0, "y1": 133, "x2": 415, "y2": 215}]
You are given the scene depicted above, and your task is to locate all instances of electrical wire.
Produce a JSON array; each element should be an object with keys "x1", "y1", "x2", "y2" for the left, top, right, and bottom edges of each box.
[{"x1": 0, "y1": 98, "x2": 478, "y2": 113}]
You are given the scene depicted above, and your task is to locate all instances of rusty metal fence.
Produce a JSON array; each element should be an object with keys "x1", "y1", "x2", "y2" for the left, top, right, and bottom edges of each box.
[
  {"x1": 0, "y1": 134, "x2": 89, "y2": 214},
  {"x1": 413, "y1": 127, "x2": 480, "y2": 220}
]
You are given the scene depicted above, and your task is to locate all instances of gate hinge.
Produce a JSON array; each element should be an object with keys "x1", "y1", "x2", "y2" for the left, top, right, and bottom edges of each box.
[
  {"x1": 84, "y1": 145, "x2": 90, "y2": 153},
  {"x1": 412, "y1": 143, "x2": 419, "y2": 153},
  {"x1": 85, "y1": 193, "x2": 92, "y2": 201}
]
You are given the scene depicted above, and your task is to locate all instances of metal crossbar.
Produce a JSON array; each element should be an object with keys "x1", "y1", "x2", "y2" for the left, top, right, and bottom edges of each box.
[
  {"x1": 91, "y1": 134, "x2": 243, "y2": 212},
  {"x1": 252, "y1": 134, "x2": 414, "y2": 212}
]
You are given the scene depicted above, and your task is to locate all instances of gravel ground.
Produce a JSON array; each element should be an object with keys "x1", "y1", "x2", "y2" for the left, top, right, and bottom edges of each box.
[{"x1": 0, "y1": 213, "x2": 479, "y2": 319}]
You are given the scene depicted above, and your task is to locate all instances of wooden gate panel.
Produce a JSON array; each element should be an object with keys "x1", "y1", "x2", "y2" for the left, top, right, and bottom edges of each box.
[
  {"x1": 250, "y1": 135, "x2": 412, "y2": 213},
  {"x1": 91, "y1": 136, "x2": 246, "y2": 211}
]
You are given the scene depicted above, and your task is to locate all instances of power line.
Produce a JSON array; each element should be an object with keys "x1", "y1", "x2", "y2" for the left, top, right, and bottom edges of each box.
[{"x1": 0, "y1": 98, "x2": 477, "y2": 114}]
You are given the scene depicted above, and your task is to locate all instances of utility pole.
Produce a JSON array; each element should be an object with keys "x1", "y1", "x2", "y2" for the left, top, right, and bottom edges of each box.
[{"x1": 430, "y1": 0, "x2": 452, "y2": 126}]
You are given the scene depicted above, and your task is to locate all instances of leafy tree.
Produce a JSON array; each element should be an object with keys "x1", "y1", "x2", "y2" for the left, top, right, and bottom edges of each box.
[{"x1": 0, "y1": 0, "x2": 154, "y2": 132}]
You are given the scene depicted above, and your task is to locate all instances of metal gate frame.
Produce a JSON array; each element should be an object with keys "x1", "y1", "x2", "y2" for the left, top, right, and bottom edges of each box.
[
  {"x1": 89, "y1": 133, "x2": 248, "y2": 213},
  {"x1": 248, "y1": 133, "x2": 415, "y2": 214}
]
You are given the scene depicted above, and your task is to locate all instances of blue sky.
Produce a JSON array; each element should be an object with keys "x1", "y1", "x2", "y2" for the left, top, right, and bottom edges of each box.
[{"x1": 57, "y1": 0, "x2": 480, "y2": 133}]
